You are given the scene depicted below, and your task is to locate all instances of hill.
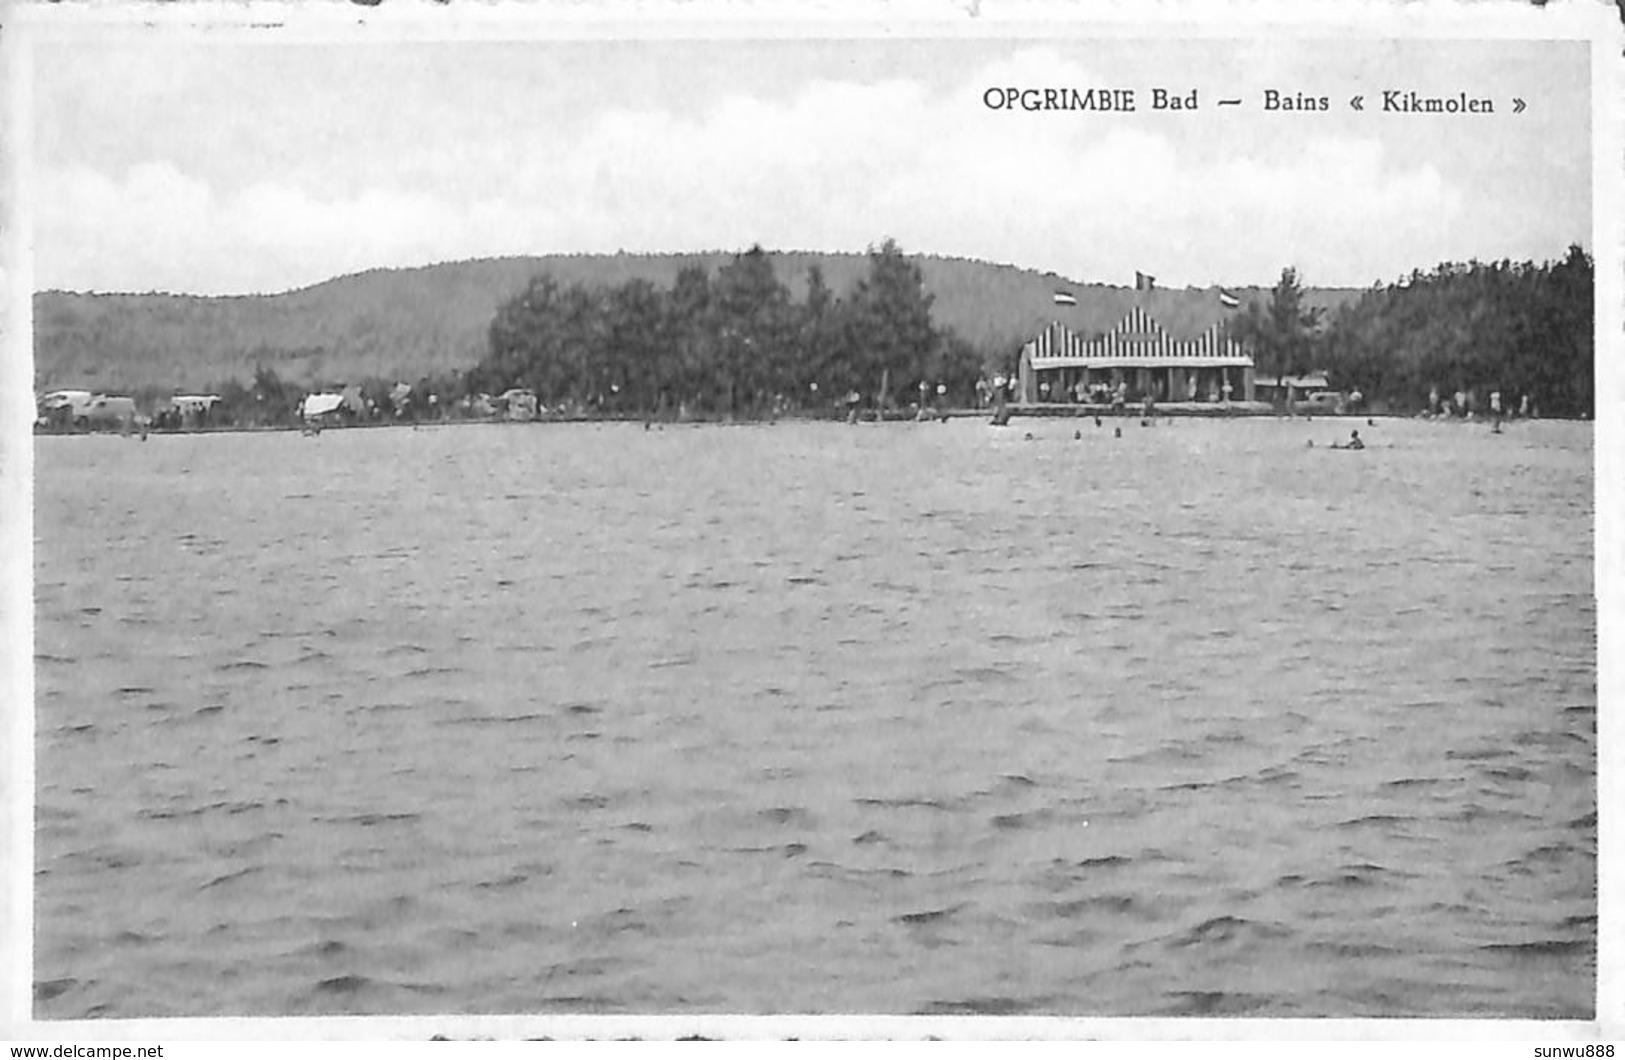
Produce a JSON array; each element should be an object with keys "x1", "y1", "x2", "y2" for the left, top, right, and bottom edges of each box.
[{"x1": 32, "y1": 252, "x2": 1362, "y2": 393}]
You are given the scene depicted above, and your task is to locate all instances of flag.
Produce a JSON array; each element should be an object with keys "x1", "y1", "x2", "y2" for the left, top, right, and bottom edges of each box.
[
  {"x1": 1053, "y1": 289, "x2": 1077, "y2": 306},
  {"x1": 1135, "y1": 271, "x2": 1156, "y2": 291},
  {"x1": 1219, "y1": 288, "x2": 1241, "y2": 308}
]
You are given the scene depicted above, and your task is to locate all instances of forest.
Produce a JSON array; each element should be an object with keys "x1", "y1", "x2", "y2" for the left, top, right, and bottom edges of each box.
[
  {"x1": 469, "y1": 240, "x2": 985, "y2": 418},
  {"x1": 1233, "y1": 246, "x2": 1594, "y2": 418}
]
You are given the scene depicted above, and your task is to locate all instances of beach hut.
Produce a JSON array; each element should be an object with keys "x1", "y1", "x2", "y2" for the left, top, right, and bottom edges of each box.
[
  {"x1": 82, "y1": 395, "x2": 140, "y2": 433},
  {"x1": 497, "y1": 388, "x2": 539, "y2": 421},
  {"x1": 167, "y1": 394, "x2": 221, "y2": 429},
  {"x1": 1253, "y1": 371, "x2": 1331, "y2": 406},
  {"x1": 37, "y1": 390, "x2": 95, "y2": 428}
]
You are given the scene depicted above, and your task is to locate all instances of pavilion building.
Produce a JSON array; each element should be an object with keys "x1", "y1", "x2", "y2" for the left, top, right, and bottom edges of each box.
[{"x1": 1016, "y1": 305, "x2": 1255, "y2": 405}]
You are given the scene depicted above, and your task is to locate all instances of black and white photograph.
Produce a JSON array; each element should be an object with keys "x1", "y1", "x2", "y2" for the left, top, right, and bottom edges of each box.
[{"x1": 2, "y1": 2, "x2": 1616, "y2": 1042}]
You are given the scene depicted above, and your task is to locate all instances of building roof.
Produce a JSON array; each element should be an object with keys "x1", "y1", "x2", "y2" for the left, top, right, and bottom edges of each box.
[
  {"x1": 1022, "y1": 306, "x2": 1252, "y2": 368},
  {"x1": 1036, "y1": 289, "x2": 1249, "y2": 342}
]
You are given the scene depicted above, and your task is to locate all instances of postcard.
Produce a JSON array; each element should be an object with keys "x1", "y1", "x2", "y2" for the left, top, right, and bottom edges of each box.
[{"x1": 2, "y1": 0, "x2": 1617, "y2": 1047}]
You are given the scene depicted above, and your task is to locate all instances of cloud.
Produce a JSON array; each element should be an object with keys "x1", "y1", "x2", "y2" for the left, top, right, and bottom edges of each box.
[
  {"x1": 37, "y1": 46, "x2": 1490, "y2": 294},
  {"x1": 39, "y1": 161, "x2": 493, "y2": 294},
  {"x1": 491, "y1": 47, "x2": 1466, "y2": 289}
]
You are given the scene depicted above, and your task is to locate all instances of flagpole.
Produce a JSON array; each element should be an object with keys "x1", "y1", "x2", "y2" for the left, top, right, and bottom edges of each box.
[{"x1": 1048, "y1": 287, "x2": 1080, "y2": 406}]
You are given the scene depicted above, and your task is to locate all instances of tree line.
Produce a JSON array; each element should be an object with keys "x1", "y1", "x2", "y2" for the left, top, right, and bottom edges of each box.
[
  {"x1": 40, "y1": 242, "x2": 1593, "y2": 431},
  {"x1": 42, "y1": 239, "x2": 997, "y2": 432},
  {"x1": 469, "y1": 240, "x2": 991, "y2": 418},
  {"x1": 1230, "y1": 246, "x2": 1593, "y2": 417}
]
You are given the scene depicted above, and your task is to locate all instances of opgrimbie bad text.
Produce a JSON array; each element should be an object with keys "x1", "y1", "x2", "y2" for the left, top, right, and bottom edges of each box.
[{"x1": 982, "y1": 87, "x2": 1198, "y2": 111}]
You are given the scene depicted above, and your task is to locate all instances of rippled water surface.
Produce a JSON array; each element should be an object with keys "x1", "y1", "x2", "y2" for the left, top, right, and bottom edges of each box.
[{"x1": 34, "y1": 416, "x2": 1595, "y2": 1019}]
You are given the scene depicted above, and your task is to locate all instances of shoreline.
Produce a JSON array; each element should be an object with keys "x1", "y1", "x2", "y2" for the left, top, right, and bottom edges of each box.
[{"x1": 31, "y1": 402, "x2": 1578, "y2": 438}]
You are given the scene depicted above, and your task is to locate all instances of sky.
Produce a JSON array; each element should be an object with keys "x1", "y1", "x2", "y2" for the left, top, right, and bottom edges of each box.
[{"x1": 27, "y1": 33, "x2": 1594, "y2": 295}]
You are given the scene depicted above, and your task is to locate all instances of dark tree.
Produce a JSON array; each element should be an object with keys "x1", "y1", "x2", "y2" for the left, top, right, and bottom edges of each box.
[
  {"x1": 663, "y1": 264, "x2": 715, "y2": 415},
  {"x1": 483, "y1": 276, "x2": 603, "y2": 407},
  {"x1": 250, "y1": 364, "x2": 300, "y2": 426},
  {"x1": 793, "y1": 264, "x2": 845, "y2": 407},
  {"x1": 842, "y1": 238, "x2": 940, "y2": 409},
  {"x1": 602, "y1": 278, "x2": 666, "y2": 413},
  {"x1": 1228, "y1": 267, "x2": 1323, "y2": 411},
  {"x1": 711, "y1": 245, "x2": 793, "y2": 415},
  {"x1": 1316, "y1": 247, "x2": 1592, "y2": 416}
]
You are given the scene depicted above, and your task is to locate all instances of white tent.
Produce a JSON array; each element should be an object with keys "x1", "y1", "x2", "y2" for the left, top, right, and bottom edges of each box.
[{"x1": 301, "y1": 393, "x2": 346, "y2": 419}]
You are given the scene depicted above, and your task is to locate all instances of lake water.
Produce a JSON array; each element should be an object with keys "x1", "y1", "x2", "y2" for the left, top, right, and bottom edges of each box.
[{"x1": 32, "y1": 415, "x2": 1596, "y2": 1020}]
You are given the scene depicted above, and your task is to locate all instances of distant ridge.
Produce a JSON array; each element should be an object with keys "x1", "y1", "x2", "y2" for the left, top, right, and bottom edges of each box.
[{"x1": 33, "y1": 252, "x2": 1361, "y2": 392}]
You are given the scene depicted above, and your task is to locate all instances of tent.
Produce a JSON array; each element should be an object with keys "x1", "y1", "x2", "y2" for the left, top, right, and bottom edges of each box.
[{"x1": 301, "y1": 393, "x2": 346, "y2": 419}]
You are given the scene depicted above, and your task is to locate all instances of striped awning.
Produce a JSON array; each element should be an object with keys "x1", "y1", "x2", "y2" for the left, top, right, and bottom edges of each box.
[{"x1": 1039, "y1": 355, "x2": 1254, "y2": 368}]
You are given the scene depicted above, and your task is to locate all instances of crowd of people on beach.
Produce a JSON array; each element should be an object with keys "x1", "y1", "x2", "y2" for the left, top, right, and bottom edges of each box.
[{"x1": 1421, "y1": 386, "x2": 1533, "y2": 433}]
